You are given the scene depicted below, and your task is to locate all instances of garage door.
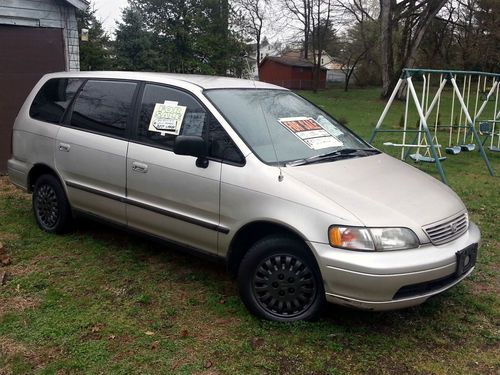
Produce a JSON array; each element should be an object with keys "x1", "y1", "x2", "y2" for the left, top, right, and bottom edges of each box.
[{"x1": 0, "y1": 25, "x2": 66, "y2": 172}]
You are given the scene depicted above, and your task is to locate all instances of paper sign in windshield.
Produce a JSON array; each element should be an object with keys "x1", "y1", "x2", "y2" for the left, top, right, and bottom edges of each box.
[
  {"x1": 278, "y1": 117, "x2": 343, "y2": 150},
  {"x1": 149, "y1": 101, "x2": 187, "y2": 136},
  {"x1": 316, "y1": 115, "x2": 344, "y2": 137}
]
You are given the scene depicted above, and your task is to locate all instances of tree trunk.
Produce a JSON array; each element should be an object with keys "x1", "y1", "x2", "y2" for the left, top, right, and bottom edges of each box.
[
  {"x1": 380, "y1": 0, "x2": 394, "y2": 98},
  {"x1": 256, "y1": 29, "x2": 261, "y2": 78},
  {"x1": 344, "y1": 68, "x2": 353, "y2": 92},
  {"x1": 303, "y1": 0, "x2": 310, "y2": 59},
  {"x1": 344, "y1": 49, "x2": 367, "y2": 92}
]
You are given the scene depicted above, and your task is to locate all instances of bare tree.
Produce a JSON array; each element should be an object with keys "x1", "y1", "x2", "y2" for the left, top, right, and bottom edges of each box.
[
  {"x1": 234, "y1": 0, "x2": 269, "y2": 71},
  {"x1": 310, "y1": 0, "x2": 333, "y2": 92},
  {"x1": 333, "y1": 0, "x2": 378, "y2": 91},
  {"x1": 339, "y1": 36, "x2": 369, "y2": 91},
  {"x1": 379, "y1": 0, "x2": 448, "y2": 97},
  {"x1": 282, "y1": 0, "x2": 313, "y2": 59}
]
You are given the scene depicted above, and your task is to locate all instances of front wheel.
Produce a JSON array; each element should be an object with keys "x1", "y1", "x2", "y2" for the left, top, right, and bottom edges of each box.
[
  {"x1": 238, "y1": 235, "x2": 325, "y2": 322},
  {"x1": 33, "y1": 174, "x2": 73, "y2": 234}
]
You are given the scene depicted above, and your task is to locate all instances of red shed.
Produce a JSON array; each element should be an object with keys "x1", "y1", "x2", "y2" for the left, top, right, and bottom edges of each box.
[{"x1": 259, "y1": 56, "x2": 327, "y2": 90}]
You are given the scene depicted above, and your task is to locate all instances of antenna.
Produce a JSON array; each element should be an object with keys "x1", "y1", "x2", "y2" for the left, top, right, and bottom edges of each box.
[{"x1": 242, "y1": 50, "x2": 284, "y2": 182}]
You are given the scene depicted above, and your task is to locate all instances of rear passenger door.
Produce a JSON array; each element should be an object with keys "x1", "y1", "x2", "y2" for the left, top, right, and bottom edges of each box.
[
  {"x1": 126, "y1": 83, "x2": 244, "y2": 254},
  {"x1": 55, "y1": 79, "x2": 138, "y2": 224}
]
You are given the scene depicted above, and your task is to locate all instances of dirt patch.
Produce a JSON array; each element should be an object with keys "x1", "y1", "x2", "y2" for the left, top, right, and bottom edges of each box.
[
  {"x1": 470, "y1": 280, "x2": 500, "y2": 295},
  {"x1": 195, "y1": 370, "x2": 223, "y2": 375},
  {"x1": 0, "y1": 296, "x2": 40, "y2": 317},
  {"x1": 0, "y1": 233, "x2": 20, "y2": 243},
  {"x1": 0, "y1": 177, "x2": 28, "y2": 200},
  {"x1": 0, "y1": 338, "x2": 31, "y2": 359},
  {"x1": 0, "y1": 242, "x2": 39, "y2": 285},
  {"x1": 0, "y1": 337, "x2": 59, "y2": 370},
  {"x1": 4, "y1": 264, "x2": 35, "y2": 279},
  {"x1": 470, "y1": 262, "x2": 500, "y2": 296}
]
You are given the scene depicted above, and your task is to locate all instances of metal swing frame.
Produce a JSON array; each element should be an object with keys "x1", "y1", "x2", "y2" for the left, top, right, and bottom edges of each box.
[{"x1": 368, "y1": 68, "x2": 498, "y2": 185}]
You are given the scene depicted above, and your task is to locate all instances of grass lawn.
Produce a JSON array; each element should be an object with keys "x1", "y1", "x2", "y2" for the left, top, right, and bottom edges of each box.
[{"x1": 0, "y1": 86, "x2": 499, "y2": 375}]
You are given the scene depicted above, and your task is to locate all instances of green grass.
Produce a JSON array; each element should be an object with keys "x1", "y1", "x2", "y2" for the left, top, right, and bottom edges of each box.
[{"x1": 1, "y1": 86, "x2": 499, "y2": 374}]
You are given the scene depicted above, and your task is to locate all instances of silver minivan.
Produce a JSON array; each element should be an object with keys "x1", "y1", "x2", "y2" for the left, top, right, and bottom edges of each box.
[{"x1": 8, "y1": 72, "x2": 479, "y2": 321}]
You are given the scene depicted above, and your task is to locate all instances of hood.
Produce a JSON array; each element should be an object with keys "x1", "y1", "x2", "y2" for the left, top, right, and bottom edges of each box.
[{"x1": 283, "y1": 153, "x2": 466, "y2": 232}]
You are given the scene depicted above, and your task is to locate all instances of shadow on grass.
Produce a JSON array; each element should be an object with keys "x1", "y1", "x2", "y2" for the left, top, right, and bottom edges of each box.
[{"x1": 72, "y1": 215, "x2": 460, "y2": 332}]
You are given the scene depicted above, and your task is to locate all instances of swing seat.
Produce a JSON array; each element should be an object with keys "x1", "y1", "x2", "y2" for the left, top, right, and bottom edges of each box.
[
  {"x1": 460, "y1": 144, "x2": 475, "y2": 151},
  {"x1": 409, "y1": 153, "x2": 446, "y2": 163},
  {"x1": 445, "y1": 146, "x2": 461, "y2": 155},
  {"x1": 490, "y1": 146, "x2": 500, "y2": 153},
  {"x1": 479, "y1": 122, "x2": 492, "y2": 135}
]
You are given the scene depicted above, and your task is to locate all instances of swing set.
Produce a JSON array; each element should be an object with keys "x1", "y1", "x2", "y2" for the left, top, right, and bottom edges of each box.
[{"x1": 369, "y1": 68, "x2": 499, "y2": 185}]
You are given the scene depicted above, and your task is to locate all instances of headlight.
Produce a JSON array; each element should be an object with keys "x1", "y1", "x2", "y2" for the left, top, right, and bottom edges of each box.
[{"x1": 329, "y1": 226, "x2": 419, "y2": 251}]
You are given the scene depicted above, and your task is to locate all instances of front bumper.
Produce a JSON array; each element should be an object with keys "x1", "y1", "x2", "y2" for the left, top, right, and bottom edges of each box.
[{"x1": 308, "y1": 222, "x2": 480, "y2": 311}]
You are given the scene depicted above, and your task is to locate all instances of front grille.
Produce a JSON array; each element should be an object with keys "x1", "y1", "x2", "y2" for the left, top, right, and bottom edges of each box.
[{"x1": 423, "y1": 212, "x2": 469, "y2": 245}]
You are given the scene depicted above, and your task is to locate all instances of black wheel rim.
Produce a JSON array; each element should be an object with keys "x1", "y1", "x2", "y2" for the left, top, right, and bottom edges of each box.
[
  {"x1": 252, "y1": 254, "x2": 317, "y2": 318},
  {"x1": 35, "y1": 184, "x2": 59, "y2": 229}
]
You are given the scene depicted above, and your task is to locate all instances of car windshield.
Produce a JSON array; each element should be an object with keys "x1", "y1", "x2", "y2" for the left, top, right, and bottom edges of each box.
[{"x1": 204, "y1": 89, "x2": 373, "y2": 165}]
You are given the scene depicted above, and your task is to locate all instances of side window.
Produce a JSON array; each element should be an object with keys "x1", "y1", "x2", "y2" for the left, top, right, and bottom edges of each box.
[
  {"x1": 30, "y1": 78, "x2": 84, "y2": 124},
  {"x1": 69, "y1": 80, "x2": 137, "y2": 137},
  {"x1": 137, "y1": 84, "x2": 243, "y2": 163}
]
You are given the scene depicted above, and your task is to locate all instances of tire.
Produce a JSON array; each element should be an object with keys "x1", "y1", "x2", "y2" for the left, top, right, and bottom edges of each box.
[
  {"x1": 238, "y1": 235, "x2": 325, "y2": 322},
  {"x1": 32, "y1": 174, "x2": 73, "y2": 234}
]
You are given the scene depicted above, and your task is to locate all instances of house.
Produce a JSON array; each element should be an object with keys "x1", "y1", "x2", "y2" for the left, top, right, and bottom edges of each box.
[
  {"x1": 282, "y1": 49, "x2": 345, "y2": 83},
  {"x1": 259, "y1": 56, "x2": 327, "y2": 90},
  {"x1": 244, "y1": 37, "x2": 282, "y2": 79},
  {"x1": 0, "y1": 0, "x2": 88, "y2": 172}
]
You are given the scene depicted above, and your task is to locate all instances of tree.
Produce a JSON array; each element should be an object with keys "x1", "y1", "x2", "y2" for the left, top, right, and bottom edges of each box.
[
  {"x1": 194, "y1": 0, "x2": 246, "y2": 75},
  {"x1": 114, "y1": 6, "x2": 161, "y2": 71},
  {"x1": 234, "y1": 0, "x2": 269, "y2": 70},
  {"x1": 310, "y1": 0, "x2": 333, "y2": 92},
  {"x1": 338, "y1": 26, "x2": 370, "y2": 91},
  {"x1": 282, "y1": 0, "x2": 313, "y2": 59},
  {"x1": 473, "y1": 0, "x2": 500, "y2": 72},
  {"x1": 76, "y1": 2, "x2": 113, "y2": 71},
  {"x1": 452, "y1": 0, "x2": 500, "y2": 72},
  {"x1": 330, "y1": 0, "x2": 378, "y2": 90},
  {"x1": 379, "y1": 0, "x2": 448, "y2": 97},
  {"x1": 129, "y1": 0, "x2": 245, "y2": 74}
]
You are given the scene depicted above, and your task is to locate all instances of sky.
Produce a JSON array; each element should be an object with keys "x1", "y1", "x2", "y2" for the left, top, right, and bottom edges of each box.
[{"x1": 92, "y1": 0, "x2": 129, "y2": 36}]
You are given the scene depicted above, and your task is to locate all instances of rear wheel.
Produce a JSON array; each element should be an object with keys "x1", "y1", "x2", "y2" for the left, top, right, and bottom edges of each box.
[
  {"x1": 238, "y1": 235, "x2": 325, "y2": 321},
  {"x1": 33, "y1": 174, "x2": 72, "y2": 233}
]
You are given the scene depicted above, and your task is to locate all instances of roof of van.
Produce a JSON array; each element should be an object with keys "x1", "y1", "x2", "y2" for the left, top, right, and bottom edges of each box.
[{"x1": 46, "y1": 71, "x2": 285, "y2": 90}]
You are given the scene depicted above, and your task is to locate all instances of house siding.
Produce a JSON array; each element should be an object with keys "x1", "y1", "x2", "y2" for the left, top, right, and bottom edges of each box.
[{"x1": 0, "y1": 0, "x2": 81, "y2": 70}]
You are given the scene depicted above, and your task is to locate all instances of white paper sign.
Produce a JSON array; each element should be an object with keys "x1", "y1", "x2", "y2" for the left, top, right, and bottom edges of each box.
[
  {"x1": 278, "y1": 117, "x2": 343, "y2": 150},
  {"x1": 148, "y1": 101, "x2": 187, "y2": 136},
  {"x1": 316, "y1": 115, "x2": 344, "y2": 137}
]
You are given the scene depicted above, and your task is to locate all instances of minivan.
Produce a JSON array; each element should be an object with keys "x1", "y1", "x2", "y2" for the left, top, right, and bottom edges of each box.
[{"x1": 8, "y1": 72, "x2": 479, "y2": 321}]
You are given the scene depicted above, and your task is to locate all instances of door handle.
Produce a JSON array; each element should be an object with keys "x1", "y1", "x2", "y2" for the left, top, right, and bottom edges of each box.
[
  {"x1": 132, "y1": 161, "x2": 148, "y2": 173},
  {"x1": 58, "y1": 143, "x2": 71, "y2": 152}
]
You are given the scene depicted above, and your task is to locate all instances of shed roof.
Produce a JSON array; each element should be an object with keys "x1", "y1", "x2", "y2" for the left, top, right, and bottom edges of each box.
[{"x1": 260, "y1": 56, "x2": 327, "y2": 70}]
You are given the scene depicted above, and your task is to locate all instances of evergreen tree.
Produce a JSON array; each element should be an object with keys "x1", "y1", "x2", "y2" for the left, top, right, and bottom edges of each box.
[
  {"x1": 128, "y1": 0, "x2": 246, "y2": 74},
  {"x1": 114, "y1": 7, "x2": 161, "y2": 71},
  {"x1": 76, "y1": 3, "x2": 113, "y2": 71}
]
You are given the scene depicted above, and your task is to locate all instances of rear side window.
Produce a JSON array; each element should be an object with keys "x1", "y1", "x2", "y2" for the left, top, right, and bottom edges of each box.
[
  {"x1": 69, "y1": 80, "x2": 137, "y2": 137},
  {"x1": 30, "y1": 78, "x2": 84, "y2": 124}
]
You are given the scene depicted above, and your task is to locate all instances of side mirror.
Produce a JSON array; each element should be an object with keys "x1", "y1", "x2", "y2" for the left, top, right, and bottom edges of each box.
[{"x1": 173, "y1": 135, "x2": 209, "y2": 168}]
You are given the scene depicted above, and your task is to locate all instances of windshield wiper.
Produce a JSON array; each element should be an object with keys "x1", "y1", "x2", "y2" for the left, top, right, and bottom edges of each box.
[{"x1": 286, "y1": 148, "x2": 379, "y2": 167}]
